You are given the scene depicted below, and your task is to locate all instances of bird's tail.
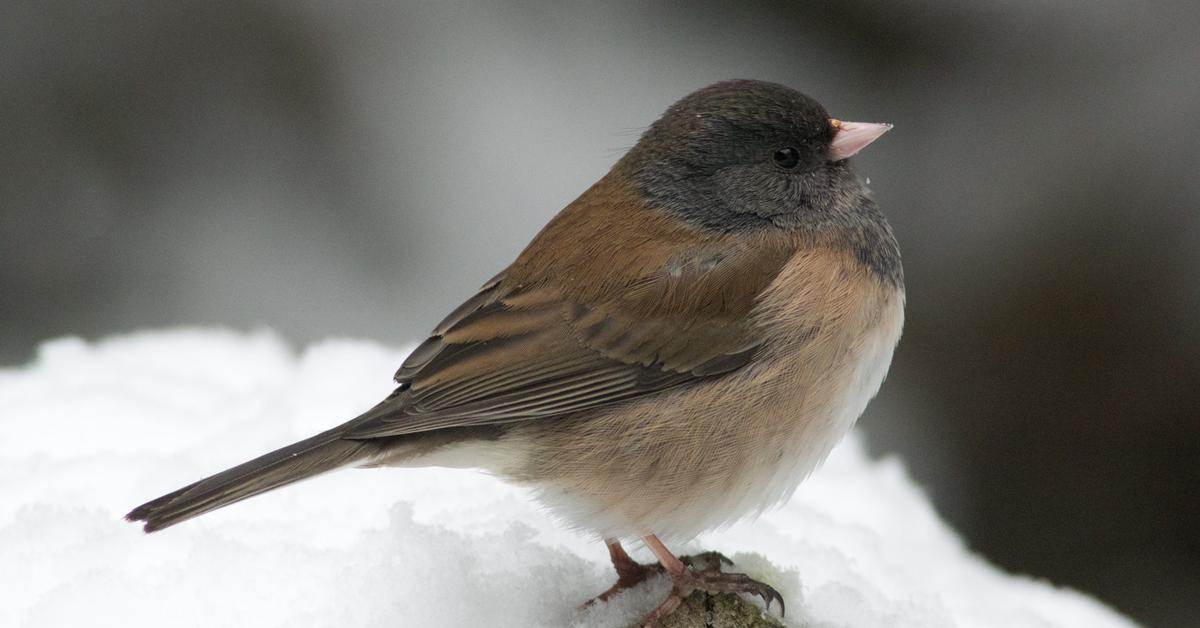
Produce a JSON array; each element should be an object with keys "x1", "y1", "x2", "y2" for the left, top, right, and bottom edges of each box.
[{"x1": 125, "y1": 427, "x2": 374, "y2": 533}]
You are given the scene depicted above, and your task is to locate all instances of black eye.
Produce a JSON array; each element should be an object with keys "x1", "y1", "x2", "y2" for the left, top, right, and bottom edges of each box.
[{"x1": 773, "y1": 147, "x2": 800, "y2": 169}]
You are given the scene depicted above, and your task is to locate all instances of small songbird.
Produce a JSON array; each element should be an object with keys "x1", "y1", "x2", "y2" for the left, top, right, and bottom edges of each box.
[{"x1": 127, "y1": 79, "x2": 902, "y2": 625}]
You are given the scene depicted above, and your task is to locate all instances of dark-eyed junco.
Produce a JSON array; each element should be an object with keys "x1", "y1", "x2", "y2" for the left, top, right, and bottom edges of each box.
[{"x1": 127, "y1": 79, "x2": 901, "y2": 625}]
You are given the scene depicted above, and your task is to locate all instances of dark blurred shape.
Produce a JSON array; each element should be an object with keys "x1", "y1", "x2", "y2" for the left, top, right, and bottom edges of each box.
[{"x1": 3, "y1": 1, "x2": 1197, "y2": 625}]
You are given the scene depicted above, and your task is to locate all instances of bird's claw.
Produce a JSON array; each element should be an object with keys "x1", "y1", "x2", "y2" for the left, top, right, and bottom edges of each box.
[
  {"x1": 587, "y1": 550, "x2": 736, "y2": 608},
  {"x1": 582, "y1": 563, "x2": 664, "y2": 607},
  {"x1": 642, "y1": 568, "x2": 784, "y2": 626}
]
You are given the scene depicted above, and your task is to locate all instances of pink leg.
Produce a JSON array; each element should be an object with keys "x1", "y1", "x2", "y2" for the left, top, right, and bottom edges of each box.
[
  {"x1": 608, "y1": 539, "x2": 650, "y2": 584},
  {"x1": 643, "y1": 534, "x2": 687, "y2": 575},
  {"x1": 639, "y1": 534, "x2": 784, "y2": 627},
  {"x1": 581, "y1": 539, "x2": 665, "y2": 607},
  {"x1": 640, "y1": 535, "x2": 686, "y2": 625}
]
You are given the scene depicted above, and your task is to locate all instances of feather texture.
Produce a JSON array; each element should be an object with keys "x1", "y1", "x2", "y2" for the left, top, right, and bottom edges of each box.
[{"x1": 346, "y1": 178, "x2": 796, "y2": 438}]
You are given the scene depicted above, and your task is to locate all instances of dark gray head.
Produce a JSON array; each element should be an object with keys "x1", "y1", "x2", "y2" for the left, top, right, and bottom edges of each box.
[{"x1": 620, "y1": 79, "x2": 901, "y2": 283}]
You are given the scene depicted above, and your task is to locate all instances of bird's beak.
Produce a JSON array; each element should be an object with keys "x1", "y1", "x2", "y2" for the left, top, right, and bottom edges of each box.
[{"x1": 829, "y1": 119, "x2": 893, "y2": 161}]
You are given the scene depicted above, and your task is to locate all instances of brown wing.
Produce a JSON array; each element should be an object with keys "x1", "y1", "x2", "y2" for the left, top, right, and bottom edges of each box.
[{"x1": 347, "y1": 180, "x2": 798, "y2": 439}]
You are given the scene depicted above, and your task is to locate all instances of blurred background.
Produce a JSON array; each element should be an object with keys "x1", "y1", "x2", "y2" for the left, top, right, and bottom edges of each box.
[{"x1": 2, "y1": 1, "x2": 1197, "y2": 625}]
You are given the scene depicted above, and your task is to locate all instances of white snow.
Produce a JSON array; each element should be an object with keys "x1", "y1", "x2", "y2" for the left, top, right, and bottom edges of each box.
[{"x1": 1, "y1": 329, "x2": 1135, "y2": 628}]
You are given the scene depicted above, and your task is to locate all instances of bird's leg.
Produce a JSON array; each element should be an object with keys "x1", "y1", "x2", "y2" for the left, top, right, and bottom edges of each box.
[
  {"x1": 609, "y1": 538, "x2": 660, "y2": 586},
  {"x1": 582, "y1": 539, "x2": 665, "y2": 606},
  {"x1": 640, "y1": 534, "x2": 784, "y2": 627}
]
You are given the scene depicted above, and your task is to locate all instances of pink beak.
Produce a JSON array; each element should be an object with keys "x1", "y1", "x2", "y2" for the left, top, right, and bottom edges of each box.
[{"x1": 829, "y1": 119, "x2": 893, "y2": 161}]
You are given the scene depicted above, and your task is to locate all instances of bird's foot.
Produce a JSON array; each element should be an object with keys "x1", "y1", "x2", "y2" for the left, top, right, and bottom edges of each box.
[
  {"x1": 641, "y1": 568, "x2": 784, "y2": 627},
  {"x1": 583, "y1": 550, "x2": 735, "y2": 607},
  {"x1": 583, "y1": 560, "x2": 664, "y2": 606}
]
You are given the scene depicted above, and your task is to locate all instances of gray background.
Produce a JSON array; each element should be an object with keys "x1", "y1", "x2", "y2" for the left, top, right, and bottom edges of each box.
[{"x1": 3, "y1": 2, "x2": 1198, "y2": 625}]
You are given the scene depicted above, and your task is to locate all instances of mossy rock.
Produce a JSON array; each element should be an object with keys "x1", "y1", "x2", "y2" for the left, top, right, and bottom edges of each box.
[{"x1": 646, "y1": 591, "x2": 786, "y2": 628}]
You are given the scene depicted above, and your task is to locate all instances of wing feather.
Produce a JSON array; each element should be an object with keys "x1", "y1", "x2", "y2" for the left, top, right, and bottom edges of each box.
[{"x1": 348, "y1": 213, "x2": 799, "y2": 440}]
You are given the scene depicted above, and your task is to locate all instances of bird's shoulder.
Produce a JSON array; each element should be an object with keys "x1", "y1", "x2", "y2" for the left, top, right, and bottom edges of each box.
[
  {"x1": 347, "y1": 178, "x2": 824, "y2": 439},
  {"x1": 503, "y1": 176, "x2": 820, "y2": 364}
]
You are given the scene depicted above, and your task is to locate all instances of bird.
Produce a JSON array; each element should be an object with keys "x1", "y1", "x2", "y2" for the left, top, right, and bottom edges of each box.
[{"x1": 126, "y1": 78, "x2": 902, "y2": 626}]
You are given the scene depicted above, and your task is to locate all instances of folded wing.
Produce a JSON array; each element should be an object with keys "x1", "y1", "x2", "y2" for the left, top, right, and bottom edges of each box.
[{"x1": 347, "y1": 232, "x2": 797, "y2": 439}]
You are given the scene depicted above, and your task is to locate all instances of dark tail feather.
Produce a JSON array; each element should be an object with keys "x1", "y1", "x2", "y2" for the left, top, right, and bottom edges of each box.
[{"x1": 126, "y1": 429, "x2": 373, "y2": 533}]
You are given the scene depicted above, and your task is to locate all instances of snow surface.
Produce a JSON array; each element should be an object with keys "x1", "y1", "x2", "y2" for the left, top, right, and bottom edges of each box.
[{"x1": 1, "y1": 329, "x2": 1136, "y2": 628}]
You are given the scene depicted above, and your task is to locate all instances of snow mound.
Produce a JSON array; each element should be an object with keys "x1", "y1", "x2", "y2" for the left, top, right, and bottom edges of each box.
[{"x1": 1, "y1": 329, "x2": 1135, "y2": 628}]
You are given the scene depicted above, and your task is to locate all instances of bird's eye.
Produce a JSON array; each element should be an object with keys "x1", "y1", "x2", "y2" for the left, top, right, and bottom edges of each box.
[{"x1": 773, "y1": 147, "x2": 800, "y2": 169}]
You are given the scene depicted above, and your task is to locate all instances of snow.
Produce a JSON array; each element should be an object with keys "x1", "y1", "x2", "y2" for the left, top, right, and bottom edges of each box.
[{"x1": 1, "y1": 329, "x2": 1135, "y2": 628}]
